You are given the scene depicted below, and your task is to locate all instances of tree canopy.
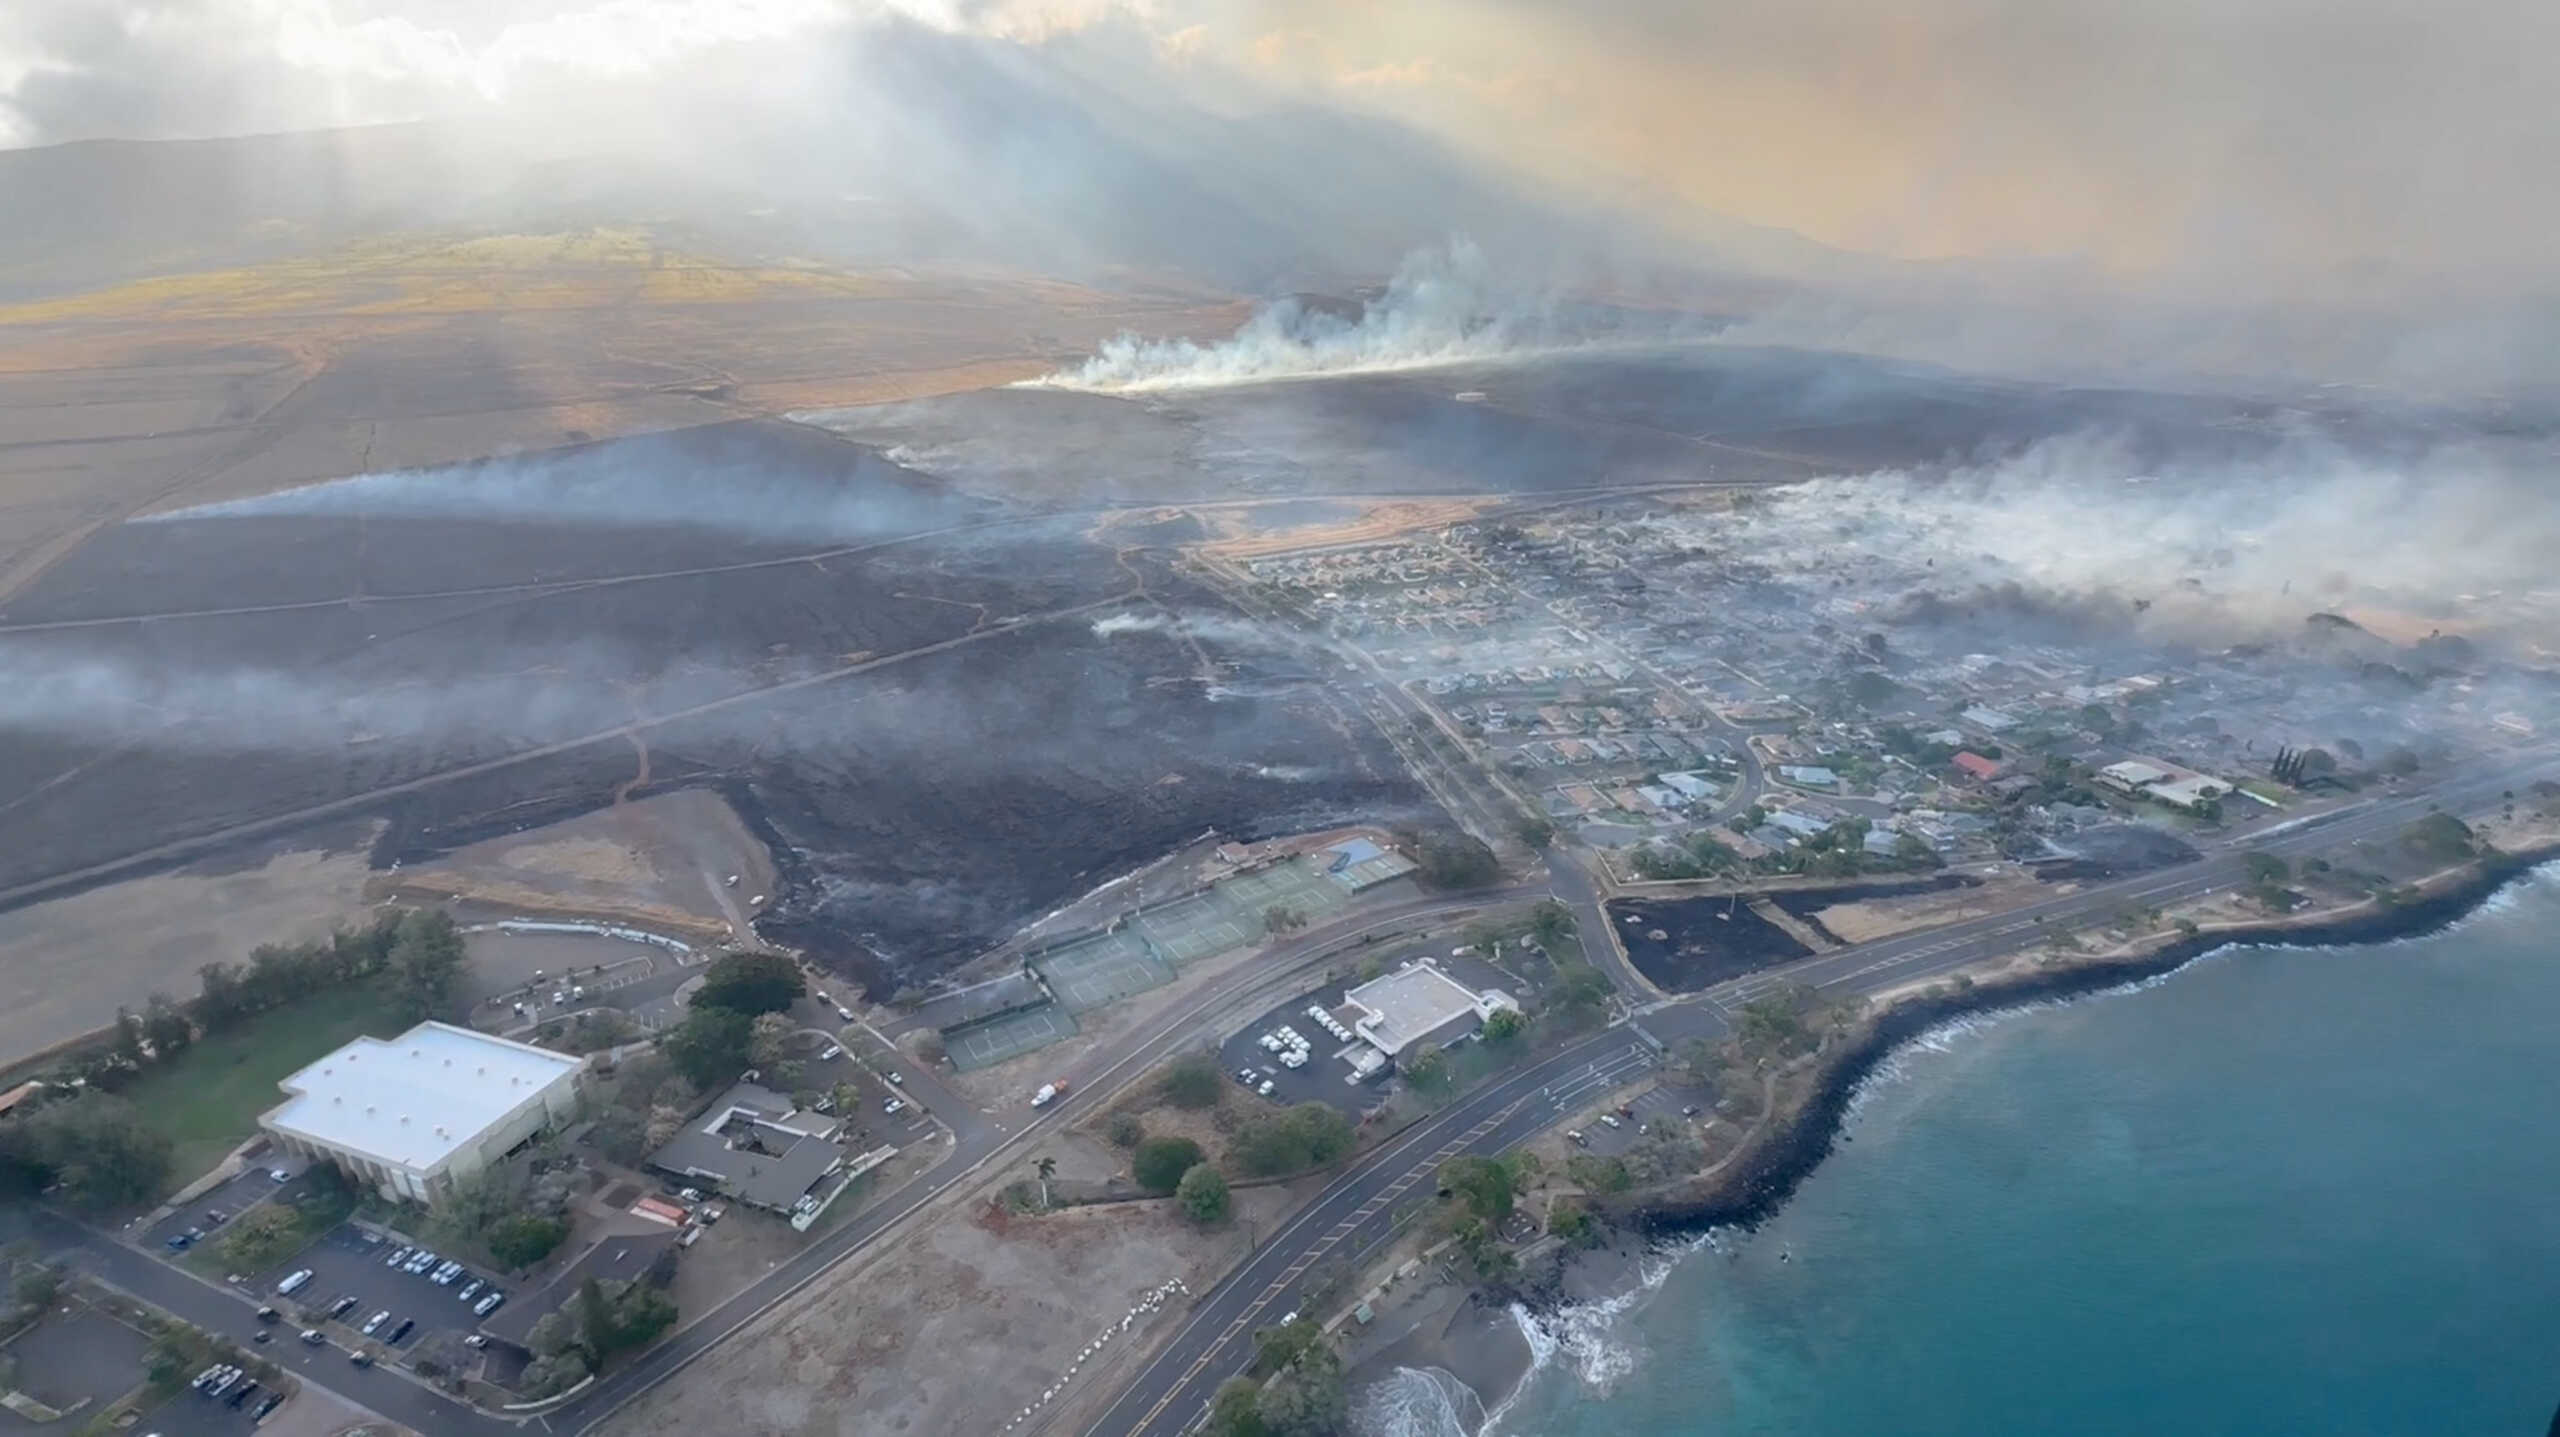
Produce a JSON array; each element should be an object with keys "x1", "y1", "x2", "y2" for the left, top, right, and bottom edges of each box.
[
  {"x1": 690, "y1": 951, "x2": 807, "y2": 1017},
  {"x1": 1177, "y1": 1162, "x2": 1231, "y2": 1223},
  {"x1": 1232, "y1": 1103, "x2": 1354, "y2": 1177},
  {"x1": 1133, "y1": 1136, "x2": 1206, "y2": 1193}
]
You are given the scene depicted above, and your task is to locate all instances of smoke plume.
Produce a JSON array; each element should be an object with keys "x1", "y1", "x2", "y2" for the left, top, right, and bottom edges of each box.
[{"x1": 1031, "y1": 241, "x2": 1570, "y2": 392}]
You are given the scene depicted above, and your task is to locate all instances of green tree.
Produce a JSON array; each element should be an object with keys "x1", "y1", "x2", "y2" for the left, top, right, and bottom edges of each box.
[
  {"x1": 587, "y1": 1109, "x2": 650, "y2": 1166},
  {"x1": 1565, "y1": 1153, "x2": 1632, "y2": 1193},
  {"x1": 1262, "y1": 905, "x2": 1308, "y2": 935},
  {"x1": 1133, "y1": 1136, "x2": 1206, "y2": 1193},
  {"x1": 1255, "y1": 1341, "x2": 1347, "y2": 1437},
  {"x1": 1481, "y1": 1007, "x2": 1526, "y2": 1046},
  {"x1": 1206, "y1": 1377, "x2": 1273, "y2": 1437},
  {"x1": 10, "y1": 1091, "x2": 171, "y2": 1211},
  {"x1": 139, "y1": 992, "x2": 193, "y2": 1062},
  {"x1": 746, "y1": 1012, "x2": 797, "y2": 1071},
  {"x1": 1412, "y1": 830, "x2": 1500, "y2": 890},
  {"x1": 1160, "y1": 1053, "x2": 1225, "y2": 1110},
  {"x1": 1528, "y1": 900, "x2": 1576, "y2": 950},
  {"x1": 388, "y1": 909, "x2": 471, "y2": 1021},
  {"x1": 1402, "y1": 1045, "x2": 1451, "y2": 1092},
  {"x1": 2401, "y1": 812, "x2": 2476, "y2": 861},
  {"x1": 690, "y1": 951, "x2": 807, "y2": 1018},
  {"x1": 489, "y1": 1214, "x2": 569, "y2": 1269},
  {"x1": 12, "y1": 1264, "x2": 59, "y2": 1309},
  {"x1": 1439, "y1": 1154, "x2": 1516, "y2": 1222},
  {"x1": 1105, "y1": 1112, "x2": 1145, "y2": 1148},
  {"x1": 1177, "y1": 1162, "x2": 1230, "y2": 1223},
  {"x1": 663, "y1": 1006, "x2": 756, "y2": 1088},
  {"x1": 1250, "y1": 1318, "x2": 1327, "y2": 1378},
  {"x1": 1546, "y1": 1199, "x2": 1606, "y2": 1249},
  {"x1": 525, "y1": 1308, "x2": 582, "y2": 1359},
  {"x1": 1232, "y1": 1103, "x2": 1354, "y2": 1177},
  {"x1": 1033, "y1": 1155, "x2": 1057, "y2": 1209},
  {"x1": 1515, "y1": 817, "x2": 1555, "y2": 849},
  {"x1": 2242, "y1": 851, "x2": 2290, "y2": 886}
]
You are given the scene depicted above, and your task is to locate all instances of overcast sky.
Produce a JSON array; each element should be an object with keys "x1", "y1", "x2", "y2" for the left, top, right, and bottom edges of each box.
[{"x1": 4, "y1": 0, "x2": 2554, "y2": 316}]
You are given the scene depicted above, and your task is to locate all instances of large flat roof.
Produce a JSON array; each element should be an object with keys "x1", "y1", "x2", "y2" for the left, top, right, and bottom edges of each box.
[
  {"x1": 1344, "y1": 962, "x2": 1487, "y2": 1056},
  {"x1": 264, "y1": 1022, "x2": 582, "y2": 1174}
]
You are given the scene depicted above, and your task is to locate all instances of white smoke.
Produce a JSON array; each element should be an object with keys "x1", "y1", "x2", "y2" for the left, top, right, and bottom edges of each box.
[
  {"x1": 1029, "y1": 241, "x2": 1553, "y2": 393},
  {"x1": 1710, "y1": 430, "x2": 2558, "y2": 640},
  {"x1": 146, "y1": 444, "x2": 968, "y2": 545},
  {"x1": 0, "y1": 644, "x2": 761, "y2": 755}
]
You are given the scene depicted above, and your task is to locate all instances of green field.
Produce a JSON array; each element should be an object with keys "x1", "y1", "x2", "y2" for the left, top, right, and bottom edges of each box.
[{"x1": 121, "y1": 984, "x2": 414, "y2": 1190}]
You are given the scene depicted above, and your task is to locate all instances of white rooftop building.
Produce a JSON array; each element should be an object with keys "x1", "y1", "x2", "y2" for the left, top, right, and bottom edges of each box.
[
  {"x1": 1339, "y1": 961, "x2": 1517, "y2": 1068},
  {"x1": 259, "y1": 1022, "x2": 586, "y2": 1206}
]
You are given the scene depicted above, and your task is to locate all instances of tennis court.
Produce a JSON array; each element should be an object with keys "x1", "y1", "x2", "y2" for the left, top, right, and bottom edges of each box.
[
  {"x1": 1033, "y1": 930, "x2": 1175, "y2": 1013},
  {"x1": 1135, "y1": 891, "x2": 1254, "y2": 965},
  {"x1": 945, "y1": 1004, "x2": 1079, "y2": 1071},
  {"x1": 1221, "y1": 858, "x2": 1355, "y2": 922}
]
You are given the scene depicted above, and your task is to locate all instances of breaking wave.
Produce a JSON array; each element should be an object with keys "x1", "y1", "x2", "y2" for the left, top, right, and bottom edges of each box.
[
  {"x1": 1027, "y1": 241, "x2": 1545, "y2": 393},
  {"x1": 1485, "y1": 1236, "x2": 1711, "y2": 1432},
  {"x1": 1350, "y1": 1365, "x2": 1485, "y2": 1437}
]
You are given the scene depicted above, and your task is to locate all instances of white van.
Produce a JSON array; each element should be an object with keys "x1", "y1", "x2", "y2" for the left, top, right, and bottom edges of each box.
[{"x1": 276, "y1": 1269, "x2": 314, "y2": 1295}]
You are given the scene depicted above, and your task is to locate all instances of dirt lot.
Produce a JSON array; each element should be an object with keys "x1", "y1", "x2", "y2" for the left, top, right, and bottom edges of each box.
[
  {"x1": 606, "y1": 1184, "x2": 1306, "y2": 1437},
  {"x1": 385, "y1": 788, "x2": 775, "y2": 942},
  {"x1": 0, "y1": 829, "x2": 379, "y2": 1067},
  {"x1": 1809, "y1": 873, "x2": 2053, "y2": 945}
]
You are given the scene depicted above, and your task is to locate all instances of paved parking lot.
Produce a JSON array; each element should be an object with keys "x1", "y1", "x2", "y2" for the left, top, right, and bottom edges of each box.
[
  {"x1": 790, "y1": 1037, "x2": 937, "y2": 1148},
  {"x1": 1217, "y1": 981, "x2": 1377, "y2": 1116},
  {"x1": 133, "y1": 1386, "x2": 271, "y2": 1437},
  {"x1": 0, "y1": 1301, "x2": 151, "y2": 1418},
  {"x1": 1563, "y1": 1080, "x2": 1708, "y2": 1157},
  {"x1": 139, "y1": 1163, "x2": 299, "y2": 1255},
  {"x1": 252, "y1": 1225, "x2": 508, "y2": 1353}
]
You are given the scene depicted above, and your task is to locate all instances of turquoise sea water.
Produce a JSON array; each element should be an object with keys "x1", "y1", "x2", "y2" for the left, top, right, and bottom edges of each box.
[{"x1": 1488, "y1": 866, "x2": 2560, "y2": 1437}]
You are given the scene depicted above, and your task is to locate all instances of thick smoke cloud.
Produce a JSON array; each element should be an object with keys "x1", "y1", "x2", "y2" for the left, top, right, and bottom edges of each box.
[{"x1": 1728, "y1": 430, "x2": 2559, "y2": 645}]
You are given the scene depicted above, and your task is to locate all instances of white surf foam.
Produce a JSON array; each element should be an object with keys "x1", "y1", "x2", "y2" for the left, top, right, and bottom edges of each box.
[
  {"x1": 1485, "y1": 1236, "x2": 1712, "y2": 1432},
  {"x1": 1351, "y1": 1365, "x2": 1484, "y2": 1437}
]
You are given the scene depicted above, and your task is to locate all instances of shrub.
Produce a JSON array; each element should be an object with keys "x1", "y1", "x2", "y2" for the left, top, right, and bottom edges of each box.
[
  {"x1": 1176, "y1": 1163, "x2": 1230, "y2": 1223},
  {"x1": 489, "y1": 1214, "x2": 570, "y2": 1269},
  {"x1": 1161, "y1": 1053, "x2": 1224, "y2": 1110},
  {"x1": 1232, "y1": 1103, "x2": 1354, "y2": 1178},
  {"x1": 1133, "y1": 1137, "x2": 1206, "y2": 1194},
  {"x1": 1105, "y1": 1113, "x2": 1145, "y2": 1148}
]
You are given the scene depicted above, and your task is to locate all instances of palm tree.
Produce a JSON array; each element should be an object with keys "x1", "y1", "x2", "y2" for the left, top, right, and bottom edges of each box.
[{"x1": 1033, "y1": 1155, "x2": 1057, "y2": 1210}]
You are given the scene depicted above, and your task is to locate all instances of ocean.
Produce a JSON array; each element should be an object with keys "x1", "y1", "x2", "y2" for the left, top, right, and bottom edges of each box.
[{"x1": 1472, "y1": 865, "x2": 2560, "y2": 1437}]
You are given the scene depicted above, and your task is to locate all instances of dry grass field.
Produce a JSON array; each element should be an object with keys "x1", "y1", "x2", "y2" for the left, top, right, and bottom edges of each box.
[{"x1": 0, "y1": 228, "x2": 1238, "y2": 603}]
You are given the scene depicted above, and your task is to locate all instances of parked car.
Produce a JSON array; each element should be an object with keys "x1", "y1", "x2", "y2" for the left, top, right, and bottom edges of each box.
[
  {"x1": 474, "y1": 1291, "x2": 505, "y2": 1317},
  {"x1": 820, "y1": 1045, "x2": 843, "y2": 1061},
  {"x1": 1598, "y1": 1113, "x2": 1623, "y2": 1129},
  {"x1": 361, "y1": 1310, "x2": 389, "y2": 1335},
  {"x1": 457, "y1": 1280, "x2": 483, "y2": 1302},
  {"x1": 301, "y1": 1329, "x2": 326, "y2": 1346},
  {"x1": 164, "y1": 1234, "x2": 192, "y2": 1251},
  {"x1": 1566, "y1": 1130, "x2": 1589, "y2": 1146},
  {"x1": 464, "y1": 1334, "x2": 490, "y2": 1349},
  {"x1": 385, "y1": 1245, "x2": 412, "y2": 1268},
  {"x1": 329, "y1": 1295, "x2": 361, "y2": 1318},
  {"x1": 883, "y1": 1097, "x2": 906, "y2": 1115},
  {"x1": 387, "y1": 1318, "x2": 415, "y2": 1344}
]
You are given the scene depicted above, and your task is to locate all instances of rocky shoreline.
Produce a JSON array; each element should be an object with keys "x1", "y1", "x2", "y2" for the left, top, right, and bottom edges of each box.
[
  {"x1": 1347, "y1": 842, "x2": 2560, "y2": 1435},
  {"x1": 1610, "y1": 840, "x2": 2560, "y2": 1238}
]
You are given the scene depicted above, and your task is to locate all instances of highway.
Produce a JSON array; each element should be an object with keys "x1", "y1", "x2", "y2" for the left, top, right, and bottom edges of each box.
[
  {"x1": 33, "y1": 753, "x2": 2549, "y2": 1437},
  {"x1": 1084, "y1": 748, "x2": 2560, "y2": 1436}
]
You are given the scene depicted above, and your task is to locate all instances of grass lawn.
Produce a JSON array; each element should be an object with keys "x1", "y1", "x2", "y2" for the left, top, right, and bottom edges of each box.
[{"x1": 122, "y1": 983, "x2": 414, "y2": 1191}]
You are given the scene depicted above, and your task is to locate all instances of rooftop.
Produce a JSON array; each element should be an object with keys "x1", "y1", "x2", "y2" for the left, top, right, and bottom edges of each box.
[
  {"x1": 264, "y1": 1023, "x2": 582, "y2": 1174},
  {"x1": 1343, "y1": 961, "x2": 1505, "y2": 1056},
  {"x1": 647, "y1": 1080, "x2": 847, "y2": 1212}
]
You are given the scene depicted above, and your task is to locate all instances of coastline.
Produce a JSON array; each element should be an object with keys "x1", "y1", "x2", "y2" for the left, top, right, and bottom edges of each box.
[{"x1": 1424, "y1": 839, "x2": 2560, "y2": 1433}]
